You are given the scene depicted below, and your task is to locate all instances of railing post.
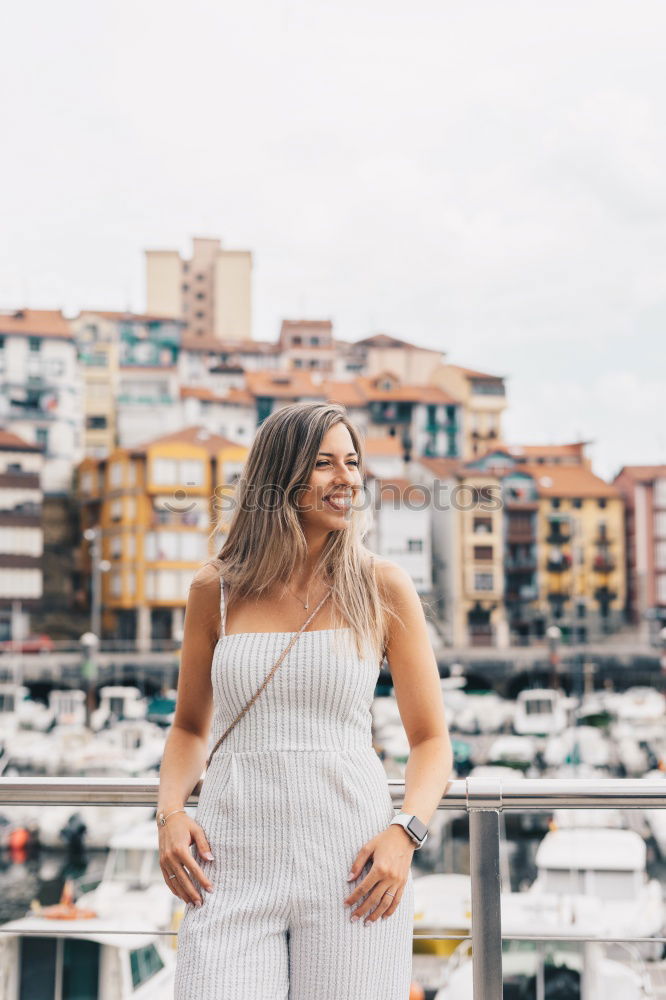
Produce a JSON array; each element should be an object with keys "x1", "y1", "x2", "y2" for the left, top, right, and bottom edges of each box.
[{"x1": 468, "y1": 778, "x2": 503, "y2": 1000}]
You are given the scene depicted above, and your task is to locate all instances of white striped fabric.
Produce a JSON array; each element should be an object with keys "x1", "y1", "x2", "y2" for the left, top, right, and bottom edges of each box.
[{"x1": 173, "y1": 578, "x2": 414, "y2": 999}]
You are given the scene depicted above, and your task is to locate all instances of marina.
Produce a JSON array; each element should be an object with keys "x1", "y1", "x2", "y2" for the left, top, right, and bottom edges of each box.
[{"x1": 2, "y1": 676, "x2": 666, "y2": 997}]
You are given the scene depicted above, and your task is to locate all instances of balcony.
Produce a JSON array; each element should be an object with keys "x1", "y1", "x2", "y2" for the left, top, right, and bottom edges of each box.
[
  {"x1": 593, "y1": 554, "x2": 616, "y2": 573},
  {"x1": 546, "y1": 529, "x2": 570, "y2": 545},
  {"x1": 2, "y1": 776, "x2": 664, "y2": 1000},
  {"x1": 547, "y1": 552, "x2": 572, "y2": 573}
]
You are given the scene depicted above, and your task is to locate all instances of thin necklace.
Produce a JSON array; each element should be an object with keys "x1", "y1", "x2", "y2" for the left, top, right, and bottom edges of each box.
[{"x1": 284, "y1": 580, "x2": 314, "y2": 610}]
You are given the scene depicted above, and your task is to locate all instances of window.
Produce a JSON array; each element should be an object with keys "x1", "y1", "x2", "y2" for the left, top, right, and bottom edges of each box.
[
  {"x1": 572, "y1": 498, "x2": 582, "y2": 508},
  {"x1": 152, "y1": 458, "x2": 177, "y2": 484},
  {"x1": 474, "y1": 545, "x2": 493, "y2": 561},
  {"x1": 29, "y1": 337, "x2": 41, "y2": 352},
  {"x1": 474, "y1": 572, "x2": 494, "y2": 591},
  {"x1": 130, "y1": 943, "x2": 165, "y2": 989},
  {"x1": 407, "y1": 539, "x2": 423, "y2": 552},
  {"x1": 110, "y1": 498, "x2": 123, "y2": 521},
  {"x1": 109, "y1": 462, "x2": 123, "y2": 487},
  {"x1": 35, "y1": 427, "x2": 48, "y2": 449},
  {"x1": 86, "y1": 415, "x2": 108, "y2": 429},
  {"x1": 196, "y1": 292, "x2": 205, "y2": 300},
  {"x1": 598, "y1": 498, "x2": 607, "y2": 508},
  {"x1": 182, "y1": 282, "x2": 189, "y2": 292},
  {"x1": 181, "y1": 459, "x2": 204, "y2": 484},
  {"x1": 550, "y1": 498, "x2": 561, "y2": 509},
  {"x1": 473, "y1": 516, "x2": 492, "y2": 534},
  {"x1": 195, "y1": 311, "x2": 204, "y2": 319}
]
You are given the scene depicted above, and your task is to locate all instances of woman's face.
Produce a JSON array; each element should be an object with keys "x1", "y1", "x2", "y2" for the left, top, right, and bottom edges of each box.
[{"x1": 297, "y1": 422, "x2": 363, "y2": 532}]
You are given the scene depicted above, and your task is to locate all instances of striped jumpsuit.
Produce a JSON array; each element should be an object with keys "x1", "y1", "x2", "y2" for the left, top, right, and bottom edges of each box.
[{"x1": 173, "y1": 578, "x2": 414, "y2": 999}]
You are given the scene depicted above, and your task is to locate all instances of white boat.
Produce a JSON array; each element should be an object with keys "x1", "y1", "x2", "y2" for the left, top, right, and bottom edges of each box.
[
  {"x1": 74, "y1": 817, "x2": 187, "y2": 929},
  {"x1": 501, "y1": 827, "x2": 664, "y2": 960},
  {"x1": 453, "y1": 692, "x2": 514, "y2": 735},
  {"x1": 412, "y1": 873, "x2": 472, "y2": 958},
  {"x1": 514, "y1": 689, "x2": 573, "y2": 737},
  {"x1": 610, "y1": 686, "x2": 666, "y2": 725},
  {"x1": 0, "y1": 882, "x2": 175, "y2": 999},
  {"x1": 486, "y1": 734, "x2": 537, "y2": 771},
  {"x1": 90, "y1": 687, "x2": 149, "y2": 731},
  {"x1": 434, "y1": 939, "x2": 653, "y2": 999},
  {"x1": 49, "y1": 689, "x2": 87, "y2": 727},
  {"x1": 543, "y1": 726, "x2": 611, "y2": 769}
]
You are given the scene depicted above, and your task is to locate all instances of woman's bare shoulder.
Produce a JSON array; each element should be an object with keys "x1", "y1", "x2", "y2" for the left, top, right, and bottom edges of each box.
[
  {"x1": 189, "y1": 560, "x2": 222, "y2": 591},
  {"x1": 371, "y1": 556, "x2": 413, "y2": 602}
]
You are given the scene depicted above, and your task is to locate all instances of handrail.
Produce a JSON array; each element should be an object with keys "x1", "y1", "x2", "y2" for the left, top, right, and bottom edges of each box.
[
  {"x1": 2, "y1": 775, "x2": 666, "y2": 999},
  {"x1": 2, "y1": 774, "x2": 666, "y2": 808}
]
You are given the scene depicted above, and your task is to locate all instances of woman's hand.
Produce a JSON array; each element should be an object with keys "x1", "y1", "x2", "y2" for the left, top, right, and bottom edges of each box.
[
  {"x1": 343, "y1": 825, "x2": 414, "y2": 923},
  {"x1": 158, "y1": 813, "x2": 215, "y2": 907}
]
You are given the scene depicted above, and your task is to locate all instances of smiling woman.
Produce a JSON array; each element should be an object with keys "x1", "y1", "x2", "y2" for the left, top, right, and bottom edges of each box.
[{"x1": 157, "y1": 401, "x2": 453, "y2": 1000}]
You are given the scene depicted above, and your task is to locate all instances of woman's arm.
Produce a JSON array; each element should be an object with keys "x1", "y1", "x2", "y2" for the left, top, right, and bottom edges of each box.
[
  {"x1": 157, "y1": 562, "x2": 220, "y2": 814},
  {"x1": 156, "y1": 563, "x2": 221, "y2": 906},
  {"x1": 378, "y1": 558, "x2": 453, "y2": 830}
]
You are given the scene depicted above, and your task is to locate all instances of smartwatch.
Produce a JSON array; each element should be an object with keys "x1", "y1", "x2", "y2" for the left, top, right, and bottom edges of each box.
[{"x1": 389, "y1": 811, "x2": 428, "y2": 849}]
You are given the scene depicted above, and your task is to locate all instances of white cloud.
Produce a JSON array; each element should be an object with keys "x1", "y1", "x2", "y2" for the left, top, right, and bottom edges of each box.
[{"x1": 0, "y1": 0, "x2": 664, "y2": 475}]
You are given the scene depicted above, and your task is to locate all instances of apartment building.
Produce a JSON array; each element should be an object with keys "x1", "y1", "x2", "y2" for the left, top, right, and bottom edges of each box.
[
  {"x1": 0, "y1": 309, "x2": 82, "y2": 494},
  {"x1": 417, "y1": 457, "x2": 508, "y2": 649},
  {"x1": 77, "y1": 426, "x2": 248, "y2": 648},
  {"x1": 145, "y1": 236, "x2": 252, "y2": 343},
  {"x1": 432, "y1": 364, "x2": 507, "y2": 461},
  {"x1": 613, "y1": 464, "x2": 666, "y2": 638},
  {"x1": 0, "y1": 429, "x2": 44, "y2": 640},
  {"x1": 365, "y1": 477, "x2": 433, "y2": 595}
]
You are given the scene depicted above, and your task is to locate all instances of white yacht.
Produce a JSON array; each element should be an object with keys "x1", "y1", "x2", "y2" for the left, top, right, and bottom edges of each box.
[
  {"x1": 514, "y1": 689, "x2": 573, "y2": 738},
  {"x1": 501, "y1": 827, "x2": 664, "y2": 960}
]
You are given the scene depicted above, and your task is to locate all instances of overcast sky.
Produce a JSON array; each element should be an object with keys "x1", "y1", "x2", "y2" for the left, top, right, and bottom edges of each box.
[{"x1": 2, "y1": 0, "x2": 665, "y2": 480}]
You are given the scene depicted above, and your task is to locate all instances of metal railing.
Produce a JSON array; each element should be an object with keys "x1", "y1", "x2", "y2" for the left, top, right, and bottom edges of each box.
[{"x1": 2, "y1": 776, "x2": 666, "y2": 998}]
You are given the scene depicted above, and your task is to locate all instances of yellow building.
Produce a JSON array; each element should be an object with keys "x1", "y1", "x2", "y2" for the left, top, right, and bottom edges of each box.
[
  {"x1": 524, "y1": 462, "x2": 626, "y2": 638},
  {"x1": 419, "y1": 457, "x2": 509, "y2": 648},
  {"x1": 431, "y1": 364, "x2": 508, "y2": 461},
  {"x1": 77, "y1": 426, "x2": 248, "y2": 647}
]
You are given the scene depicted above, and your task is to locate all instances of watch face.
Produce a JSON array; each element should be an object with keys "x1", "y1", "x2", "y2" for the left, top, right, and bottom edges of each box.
[{"x1": 407, "y1": 815, "x2": 427, "y2": 841}]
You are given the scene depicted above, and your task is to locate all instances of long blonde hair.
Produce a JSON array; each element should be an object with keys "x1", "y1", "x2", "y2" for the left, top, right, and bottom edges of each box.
[{"x1": 205, "y1": 401, "x2": 398, "y2": 663}]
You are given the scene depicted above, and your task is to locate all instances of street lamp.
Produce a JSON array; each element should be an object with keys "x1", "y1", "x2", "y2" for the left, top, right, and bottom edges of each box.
[
  {"x1": 79, "y1": 630, "x2": 99, "y2": 728},
  {"x1": 83, "y1": 527, "x2": 111, "y2": 640}
]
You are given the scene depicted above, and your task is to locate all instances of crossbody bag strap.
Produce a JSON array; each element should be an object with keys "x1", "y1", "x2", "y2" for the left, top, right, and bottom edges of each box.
[{"x1": 204, "y1": 585, "x2": 332, "y2": 770}]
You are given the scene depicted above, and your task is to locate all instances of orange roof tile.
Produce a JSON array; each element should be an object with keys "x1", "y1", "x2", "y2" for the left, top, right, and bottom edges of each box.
[
  {"x1": 180, "y1": 334, "x2": 277, "y2": 354},
  {"x1": 0, "y1": 308, "x2": 72, "y2": 339},
  {"x1": 614, "y1": 465, "x2": 666, "y2": 483},
  {"x1": 417, "y1": 456, "x2": 466, "y2": 478},
  {"x1": 355, "y1": 373, "x2": 457, "y2": 404},
  {"x1": 244, "y1": 370, "x2": 326, "y2": 399},
  {"x1": 78, "y1": 310, "x2": 185, "y2": 324},
  {"x1": 446, "y1": 363, "x2": 505, "y2": 381},
  {"x1": 508, "y1": 441, "x2": 591, "y2": 461},
  {"x1": 130, "y1": 425, "x2": 241, "y2": 455},
  {"x1": 354, "y1": 332, "x2": 440, "y2": 353},
  {"x1": 322, "y1": 380, "x2": 367, "y2": 407},
  {"x1": 0, "y1": 428, "x2": 43, "y2": 451},
  {"x1": 362, "y1": 436, "x2": 404, "y2": 456},
  {"x1": 374, "y1": 478, "x2": 430, "y2": 503},
  {"x1": 522, "y1": 462, "x2": 620, "y2": 498}
]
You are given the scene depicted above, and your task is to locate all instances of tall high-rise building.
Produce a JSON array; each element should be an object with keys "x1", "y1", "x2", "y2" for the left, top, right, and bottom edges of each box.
[{"x1": 145, "y1": 236, "x2": 252, "y2": 343}]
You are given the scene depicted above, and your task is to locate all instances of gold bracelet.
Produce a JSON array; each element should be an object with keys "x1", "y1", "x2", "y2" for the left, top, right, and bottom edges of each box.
[{"x1": 156, "y1": 807, "x2": 186, "y2": 827}]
